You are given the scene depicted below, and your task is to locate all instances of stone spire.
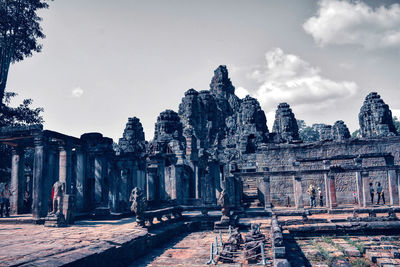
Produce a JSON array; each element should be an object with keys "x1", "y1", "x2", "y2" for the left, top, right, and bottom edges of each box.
[
  {"x1": 209, "y1": 65, "x2": 241, "y2": 114},
  {"x1": 358, "y1": 92, "x2": 397, "y2": 138},
  {"x1": 118, "y1": 117, "x2": 146, "y2": 155},
  {"x1": 153, "y1": 109, "x2": 185, "y2": 153},
  {"x1": 236, "y1": 96, "x2": 269, "y2": 152},
  {"x1": 272, "y1": 102, "x2": 299, "y2": 142},
  {"x1": 210, "y1": 65, "x2": 235, "y2": 96},
  {"x1": 313, "y1": 124, "x2": 332, "y2": 141},
  {"x1": 332, "y1": 120, "x2": 351, "y2": 141}
]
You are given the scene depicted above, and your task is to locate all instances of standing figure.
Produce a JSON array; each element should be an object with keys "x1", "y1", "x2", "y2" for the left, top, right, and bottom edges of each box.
[
  {"x1": 0, "y1": 183, "x2": 4, "y2": 217},
  {"x1": 307, "y1": 185, "x2": 316, "y2": 208},
  {"x1": 219, "y1": 189, "x2": 230, "y2": 217},
  {"x1": 129, "y1": 187, "x2": 147, "y2": 226},
  {"x1": 23, "y1": 190, "x2": 31, "y2": 213},
  {"x1": 352, "y1": 191, "x2": 358, "y2": 205},
  {"x1": 376, "y1": 182, "x2": 385, "y2": 205},
  {"x1": 318, "y1": 187, "x2": 323, "y2": 207},
  {"x1": 2, "y1": 184, "x2": 11, "y2": 217},
  {"x1": 369, "y1": 183, "x2": 374, "y2": 204},
  {"x1": 51, "y1": 181, "x2": 64, "y2": 214}
]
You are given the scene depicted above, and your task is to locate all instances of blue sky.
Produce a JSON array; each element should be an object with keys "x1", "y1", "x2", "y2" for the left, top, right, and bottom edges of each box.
[{"x1": 6, "y1": 0, "x2": 400, "y2": 141}]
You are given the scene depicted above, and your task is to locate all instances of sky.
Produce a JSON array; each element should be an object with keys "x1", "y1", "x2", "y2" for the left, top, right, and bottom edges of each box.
[{"x1": 6, "y1": 0, "x2": 400, "y2": 142}]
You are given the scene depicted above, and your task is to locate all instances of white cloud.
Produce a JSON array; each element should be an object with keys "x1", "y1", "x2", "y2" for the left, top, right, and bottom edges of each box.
[
  {"x1": 72, "y1": 87, "x2": 84, "y2": 98},
  {"x1": 303, "y1": 0, "x2": 400, "y2": 49},
  {"x1": 392, "y1": 109, "x2": 400, "y2": 119},
  {"x1": 235, "y1": 86, "x2": 250, "y2": 99},
  {"x1": 247, "y1": 48, "x2": 358, "y2": 114}
]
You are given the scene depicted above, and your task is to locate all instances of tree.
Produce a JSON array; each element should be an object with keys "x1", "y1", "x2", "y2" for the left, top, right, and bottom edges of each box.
[
  {"x1": 0, "y1": 91, "x2": 43, "y2": 182},
  {"x1": 297, "y1": 119, "x2": 320, "y2": 142},
  {"x1": 0, "y1": 0, "x2": 51, "y2": 104},
  {"x1": 351, "y1": 129, "x2": 360, "y2": 138},
  {"x1": 393, "y1": 116, "x2": 400, "y2": 134}
]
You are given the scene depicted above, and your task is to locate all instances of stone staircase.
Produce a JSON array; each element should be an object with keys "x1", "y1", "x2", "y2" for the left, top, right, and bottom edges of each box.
[{"x1": 243, "y1": 178, "x2": 262, "y2": 208}]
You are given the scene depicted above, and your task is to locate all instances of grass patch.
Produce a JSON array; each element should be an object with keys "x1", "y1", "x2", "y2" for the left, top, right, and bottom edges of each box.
[
  {"x1": 344, "y1": 237, "x2": 365, "y2": 254},
  {"x1": 320, "y1": 235, "x2": 334, "y2": 245},
  {"x1": 351, "y1": 258, "x2": 370, "y2": 267}
]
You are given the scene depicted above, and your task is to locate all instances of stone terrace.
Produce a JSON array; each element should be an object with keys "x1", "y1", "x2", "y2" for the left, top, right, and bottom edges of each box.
[{"x1": 0, "y1": 217, "x2": 147, "y2": 266}]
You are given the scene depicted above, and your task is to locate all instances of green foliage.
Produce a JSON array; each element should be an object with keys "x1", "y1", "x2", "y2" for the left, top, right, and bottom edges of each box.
[
  {"x1": 351, "y1": 129, "x2": 360, "y2": 138},
  {"x1": 297, "y1": 119, "x2": 320, "y2": 142},
  {"x1": 320, "y1": 236, "x2": 334, "y2": 245},
  {"x1": 0, "y1": 91, "x2": 43, "y2": 126},
  {"x1": 351, "y1": 258, "x2": 370, "y2": 267},
  {"x1": 344, "y1": 237, "x2": 365, "y2": 254},
  {"x1": 0, "y1": 0, "x2": 52, "y2": 103},
  {"x1": 393, "y1": 116, "x2": 400, "y2": 134},
  {"x1": 0, "y1": 91, "x2": 43, "y2": 183}
]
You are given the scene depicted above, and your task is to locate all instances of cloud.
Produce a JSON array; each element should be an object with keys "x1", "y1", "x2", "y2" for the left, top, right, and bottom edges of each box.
[
  {"x1": 72, "y1": 87, "x2": 84, "y2": 98},
  {"x1": 235, "y1": 86, "x2": 250, "y2": 99},
  {"x1": 247, "y1": 48, "x2": 358, "y2": 114},
  {"x1": 303, "y1": 0, "x2": 400, "y2": 49}
]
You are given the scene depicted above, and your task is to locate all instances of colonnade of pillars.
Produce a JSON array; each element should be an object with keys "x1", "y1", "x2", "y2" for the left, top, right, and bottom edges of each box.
[
  {"x1": 287, "y1": 159, "x2": 399, "y2": 210},
  {"x1": 255, "y1": 156, "x2": 400, "y2": 210},
  {"x1": 10, "y1": 134, "x2": 115, "y2": 219}
]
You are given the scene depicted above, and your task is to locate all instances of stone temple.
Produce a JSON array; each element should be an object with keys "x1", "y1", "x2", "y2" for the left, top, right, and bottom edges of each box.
[{"x1": 2, "y1": 66, "x2": 400, "y2": 266}]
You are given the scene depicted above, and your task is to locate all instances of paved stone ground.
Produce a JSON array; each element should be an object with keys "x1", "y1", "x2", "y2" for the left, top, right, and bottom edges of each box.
[
  {"x1": 131, "y1": 230, "x2": 272, "y2": 267},
  {"x1": 296, "y1": 235, "x2": 400, "y2": 267},
  {"x1": 0, "y1": 217, "x2": 147, "y2": 266}
]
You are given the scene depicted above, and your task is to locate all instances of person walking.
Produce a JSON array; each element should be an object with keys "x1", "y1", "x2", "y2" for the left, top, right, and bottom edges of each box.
[
  {"x1": 318, "y1": 187, "x2": 323, "y2": 207},
  {"x1": 2, "y1": 184, "x2": 11, "y2": 217},
  {"x1": 307, "y1": 185, "x2": 316, "y2": 208},
  {"x1": 376, "y1": 182, "x2": 385, "y2": 205},
  {"x1": 0, "y1": 183, "x2": 4, "y2": 217},
  {"x1": 352, "y1": 191, "x2": 358, "y2": 205},
  {"x1": 369, "y1": 183, "x2": 374, "y2": 204}
]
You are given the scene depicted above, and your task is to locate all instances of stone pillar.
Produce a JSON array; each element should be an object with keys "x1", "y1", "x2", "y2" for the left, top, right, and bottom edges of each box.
[
  {"x1": 323, "y1": 160, "x2": 331, "y2": 208},
  {"x1": 328, "y1": 174, "x2": 337, "y2": 208},
  {"x1": 32, "y1": 135, "x2": 49, "y2": 219},
  {"x1": 94, "y1": 156, "x2": 104, "y2": 205},
  {"x1": 388, "y1": 169, "x2": 398, "y2": 205},
  {"x1": 75, "y1": 149, "x2": 86, "y2": 211},
  {"x1": 324, "y1": 172, "x2": 331, "y2": 208},
  {"x1": 120, "y1": 168, "x2": 129, "y2": 206},
  {"x1": 262, "y1": 175, "x2": 271, "y2": 209},
  {"x1": 146, "y1": 164, "x2": 157, "y2": 201},
  {"x1": 398, "y1": 171, "x2": 400, "y2": 207},
  {"x1": 362, "y1": 171, "x2": 369, "y2": 207},
  {"x1": 293, "y1": 176, "x2": 303, "y2": 209},
  {"x1": 385, "y1": 155, "x2": 399, "y2": 206},
  {"x1": 354, "y1": 157, "x2": 363, "y2": 207},
  {"x1": 355, "y1": 171, "x2": 363, "y2": 207},
  {"x1": 59, "y1": 144, "x2": 72, "y2": 194},
  {"x1": 11, "y1": 147, "x2": 25, "y2": 214},
  {"x1": 194, "y1": 162, "x2": 200, "y2": 199}
]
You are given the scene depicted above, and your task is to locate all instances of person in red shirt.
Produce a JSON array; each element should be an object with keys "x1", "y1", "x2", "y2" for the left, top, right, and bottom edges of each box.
[{"x1": 2, "y1": 184, "x2": 11, "y2": 217}]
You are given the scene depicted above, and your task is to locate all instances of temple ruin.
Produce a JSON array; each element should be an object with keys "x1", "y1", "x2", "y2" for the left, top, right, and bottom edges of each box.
[{"x1": 1, "y1": 65, "x2": 400, "y2": 223}]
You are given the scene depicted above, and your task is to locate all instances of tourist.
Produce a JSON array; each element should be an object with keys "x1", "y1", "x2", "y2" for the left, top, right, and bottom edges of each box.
[
  {"x1": 23, "y1": 190, "x2": 31, "y2": 213},
  {"x1": 369, "y1": 183, "x2": 374, "y2": 204},
  {"x1": 2, "y1": 184, "x2": 11, "y2": 217},
  {"x1": 376, "y1": 182, "x2": 385, "y2": 205},
  {"x1": 307, "y1": 185, "x2": 316, "y2": 207},
  {"x1": 318, "y1": 187, "x2": 323, "y2": 206},
  {"x1": 0, "y1": 183, "x2": 4, "y2": 217},
  {"x1": 352, "y1": 191, "x2": 358, "y2": 205}
]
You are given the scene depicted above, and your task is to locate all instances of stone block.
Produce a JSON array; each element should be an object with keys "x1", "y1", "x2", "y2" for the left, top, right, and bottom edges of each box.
[
  {"x1": 345, "y1": 248, "x2": 361, "y2": 257},
  {"x1": 274, "y1": 258, "x2": 291, "y2": 267},
  {"x1": 392, "y1": 250, "x2": 400, "y2": 259},
  {"x1": 274, "y1": 246, "x2": 286, "y2": 258}
]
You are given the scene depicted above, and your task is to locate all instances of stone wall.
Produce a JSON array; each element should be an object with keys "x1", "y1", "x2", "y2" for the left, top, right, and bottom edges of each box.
[{"x1": 244, "y1": 136, "x2": 400, "y2": 206}]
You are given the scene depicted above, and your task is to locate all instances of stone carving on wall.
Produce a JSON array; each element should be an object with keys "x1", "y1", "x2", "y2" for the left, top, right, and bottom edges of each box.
[
  {"x1": 359, "y1": 92, "x2": 397, "y2": 138},
  {"x1": 272, "y1": 103, "x2": 299, "y2": 143}
]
